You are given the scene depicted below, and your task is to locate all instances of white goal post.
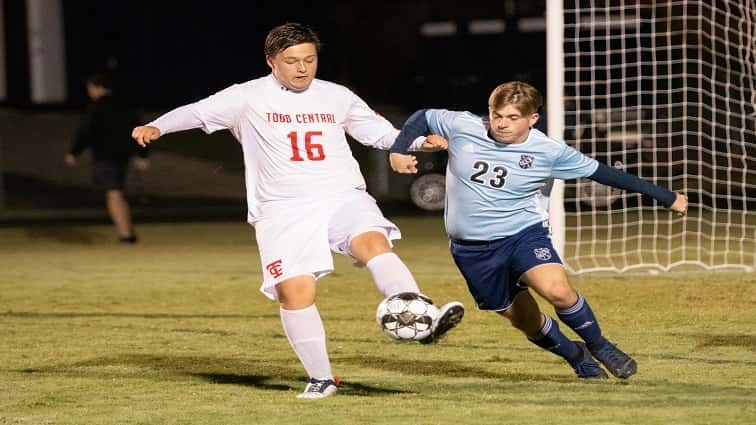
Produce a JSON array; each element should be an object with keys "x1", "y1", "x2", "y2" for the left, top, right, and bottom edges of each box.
[{"x1": 547, "y1": 0, "x2": 756, "y2": 274}]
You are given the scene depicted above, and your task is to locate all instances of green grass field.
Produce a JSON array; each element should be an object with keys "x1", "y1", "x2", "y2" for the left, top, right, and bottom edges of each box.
[{"x1": 1, "y1": 217, "x2": 755, "y2": 425}]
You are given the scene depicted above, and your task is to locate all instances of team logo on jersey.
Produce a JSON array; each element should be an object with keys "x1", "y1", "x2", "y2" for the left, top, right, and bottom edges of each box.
[
  {"x1": 519, "y1": 154, "x2": 535, "y2": 169},
  {"x1": 266, "y1": 259, "x2": 283, "y2": 278},
  {"x1": 534, "y1": 247, "x2": 552, "y2": 261}
]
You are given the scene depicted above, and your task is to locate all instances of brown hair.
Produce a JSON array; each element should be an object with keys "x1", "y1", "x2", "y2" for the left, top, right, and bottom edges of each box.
[
  {"x1": 488, "y1": 81, "x2": 543, "y2": 115},
  {"x1": 264, "y1": 23, "x2": 321, "y2": 57}
]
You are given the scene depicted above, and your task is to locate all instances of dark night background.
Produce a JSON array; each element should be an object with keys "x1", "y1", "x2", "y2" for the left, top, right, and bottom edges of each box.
[
  {"x1": 0, "y1": 0, "x2": 548, "y2": 217},
  {"x1": 5, "y1": 0, "x2": 547, "y2": 111}
]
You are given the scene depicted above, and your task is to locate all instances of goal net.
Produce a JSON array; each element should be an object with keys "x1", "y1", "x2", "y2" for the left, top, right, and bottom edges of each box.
[{"x1": 549, "y1": 0, "x2": 756, "y2": 273}]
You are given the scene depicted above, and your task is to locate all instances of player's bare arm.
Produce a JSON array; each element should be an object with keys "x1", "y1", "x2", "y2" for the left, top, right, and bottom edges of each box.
[
  {"x1": 419, "y1": 135, "x2": 448, "y2": 152},
  {"x1": 63, "y1": 153, "x2": 77, "y2": 166},
  {"x1": 389, "y1": 152, "x2": 418, "y2": 174},
  {"x1": 670, "y1": 193, "x2": 688, "y2": 216},
  {"x1": 390, "y1": 135, "x2": 446, "y2": 173},
  {"x1": 388, "y1": 111, "x2": 446, "y2": 174},
  {"x1": 131, "y1": 125, "x2": 161, "y2": 147}
]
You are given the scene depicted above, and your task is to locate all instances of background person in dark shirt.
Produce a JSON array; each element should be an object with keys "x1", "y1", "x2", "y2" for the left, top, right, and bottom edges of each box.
[{"x1": 64, "y1": 72, "x2": 149, "y2": 243}]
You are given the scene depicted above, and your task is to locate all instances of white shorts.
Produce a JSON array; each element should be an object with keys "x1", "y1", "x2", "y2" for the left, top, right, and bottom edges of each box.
[{"x1": 254, "y1": 189, "x2": 401, "y2": 300}]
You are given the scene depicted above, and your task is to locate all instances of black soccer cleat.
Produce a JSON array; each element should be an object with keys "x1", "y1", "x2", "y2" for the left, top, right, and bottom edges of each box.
[
  {"x1": 419, "y1": 301, "x2": 464, "y2": 344},
  {"x1": 589, "y1": 339, "x2": 637, "y2": 379},
  {"x1": 570, "y1": 341, "x2": 609, "y2": 379}
]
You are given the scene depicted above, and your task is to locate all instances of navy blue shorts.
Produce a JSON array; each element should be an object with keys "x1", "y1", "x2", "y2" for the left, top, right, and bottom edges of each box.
[
  {"x1": 450, "y1": 222, "x2": 563, "y2": 311},
  {"x1": 93, "y1": 159, "x2": 128, "y2": 191}
]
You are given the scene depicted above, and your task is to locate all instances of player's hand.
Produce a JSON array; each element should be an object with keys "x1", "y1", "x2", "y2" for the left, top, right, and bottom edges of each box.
[
  {"x1": 419, "y1": 135, "x2": 448, "y2": 152},
  {"x1": 64, "y1": 154, "x2": 77, "y2": 166},
  {"x1": 132, "y1": 125, "x2": 161, "y2": 147},
  {"x1": 389, "y1": 152, "x2": 418, "y2": 174},
  {"x1": 670, "y1": 193, "x2": 688, "y2": 217},
  {"x1": 133, "y1": 157, "x2": 150, "y2": 171}
]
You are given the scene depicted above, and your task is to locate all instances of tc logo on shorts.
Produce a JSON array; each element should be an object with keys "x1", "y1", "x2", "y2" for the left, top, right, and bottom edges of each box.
[
  {"x1": 266, "y1": 259, "x2": 283, "y2": 278},
  {"x1": 534, "y1": 247, "x2": 552, "y2": 261},
  {"x1": 519, "y1": 154, "x2": 535, "y2": 169}
]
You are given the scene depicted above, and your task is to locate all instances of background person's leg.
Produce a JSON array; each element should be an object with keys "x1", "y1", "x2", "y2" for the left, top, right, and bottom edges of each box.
[{"x1": 106, "y1": 189, "x2": 134, "y2": 241}]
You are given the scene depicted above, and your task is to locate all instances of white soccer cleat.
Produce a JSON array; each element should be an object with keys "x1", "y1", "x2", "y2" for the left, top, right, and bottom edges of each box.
[{"x1": 296, "y1": 377, "x2": 340, "y2": 399}]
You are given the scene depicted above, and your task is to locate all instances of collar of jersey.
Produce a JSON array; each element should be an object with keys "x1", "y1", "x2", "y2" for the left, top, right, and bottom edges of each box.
[
  {"x1": 267, "y1": 73, "x2": 315, "y2": 94},
  {"x1": 487, "y1": 128, "x2": 535, "y2": 147}
]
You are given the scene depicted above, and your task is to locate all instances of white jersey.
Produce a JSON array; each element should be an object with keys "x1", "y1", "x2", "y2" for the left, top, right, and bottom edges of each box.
[{"x1": 150, "y1": 74, "x2": 401, "y2": 222}]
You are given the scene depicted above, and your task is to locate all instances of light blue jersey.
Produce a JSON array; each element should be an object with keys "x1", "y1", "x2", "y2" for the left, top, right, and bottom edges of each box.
[{"x1": 425, "y1": 109, "x2": 599, "y2": 241}]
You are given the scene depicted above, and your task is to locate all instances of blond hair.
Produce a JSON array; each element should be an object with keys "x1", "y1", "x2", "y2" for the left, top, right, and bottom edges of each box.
[{"x1": 488, "y1": 81, "x2": 543, "y2": 115}]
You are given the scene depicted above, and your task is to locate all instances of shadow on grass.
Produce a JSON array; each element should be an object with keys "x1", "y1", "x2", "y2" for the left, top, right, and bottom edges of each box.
[
  {"x1": 693, "y1": 333, "x2": 756, "y2": 351},
  {"x1": 13, "y1": 350, "x2": 756, "y2": 403},
  {"x1": 23, "y1": 353, "x2": 411, "y2": 396},
  {"x1": 336, "y1": 355, "x2": 573, "y2": 383},
  {"x1": 193, "y1": 373, "x2": 410, "y2": 395},
  {"x1": 663, "y1": 332, "x2": 756, "y2": 365},
  {"x1": 24, "y1": 226, "x2": 105, "y2": 244},
  {"x1": 1, "y1": 311, "x2": 276, "y2": 320},
  {"x1": 192, "y1": 373, "x2": 295, "y2": 391}
]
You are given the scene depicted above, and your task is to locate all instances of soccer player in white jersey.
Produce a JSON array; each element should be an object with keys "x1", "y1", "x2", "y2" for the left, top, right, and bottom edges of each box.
[
  {"x1": 131, "y1": 23, "x2": 464, "y2": 399},
  {"x1": 389, "y1": 81, "x2": 688, "y2": 380}
]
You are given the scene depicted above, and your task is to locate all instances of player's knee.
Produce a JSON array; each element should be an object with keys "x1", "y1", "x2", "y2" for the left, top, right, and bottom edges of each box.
[
  {"x1": 349, "y1": 231, "x2": 392, "y2": 263},
  {"x1": 544, "y1": 281, "x2": 577, "y2": 308},
  {"x1": 275, "y1": 276, "x2": 317, "y2": 309}
]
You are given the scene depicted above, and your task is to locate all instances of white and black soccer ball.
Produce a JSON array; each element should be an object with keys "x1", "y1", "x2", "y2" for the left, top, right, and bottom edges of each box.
[
  {"x1": 579, "y1": 180, "x2": 621, "y2": 208},
  {"x1": 409, "y1": 173, "x2": 446, "y2": 211},
  {"x1": 579, "y1": 161, "x2": 624, "y2": 208},
  {"x1": 375, "y1": 292, "x2": 440, "y2": 341}
]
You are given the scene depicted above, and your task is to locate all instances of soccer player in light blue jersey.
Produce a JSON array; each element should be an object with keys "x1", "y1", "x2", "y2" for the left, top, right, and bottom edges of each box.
[{"x1": 389, "y1": 81, "x2": 688, "y2": 379}]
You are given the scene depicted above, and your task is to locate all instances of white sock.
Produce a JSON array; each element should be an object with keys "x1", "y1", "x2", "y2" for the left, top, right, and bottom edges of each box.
[
  {"x1": 365, "y1": 252, "x2": 420, "y2": 298},
  {"x1": 280, "y1": 305, "x2": 333, "y2": 380}
]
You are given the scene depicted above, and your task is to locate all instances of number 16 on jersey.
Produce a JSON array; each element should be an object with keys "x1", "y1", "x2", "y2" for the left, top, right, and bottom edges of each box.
[{"x1": 288, "y1": 131, "x2": 325, "y2": 161}]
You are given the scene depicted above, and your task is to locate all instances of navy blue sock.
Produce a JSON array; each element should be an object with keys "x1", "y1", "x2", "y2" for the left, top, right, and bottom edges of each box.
[
  {"x1": 556, "y1": 294, "x2": 606, "y2": 349},
  {"x1": 527, "y1": 315, "x2": 581, "y2": 361}
]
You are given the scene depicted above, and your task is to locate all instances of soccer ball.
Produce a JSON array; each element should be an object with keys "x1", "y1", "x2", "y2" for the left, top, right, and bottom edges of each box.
[
  {"x1": 409, "y1": 173, "x2": 446, "y2": 211},
  {"x1": 579, "y1": 161, "x2": 624, "y2": 208},
  {"x1": 375, "y1": 292, "x2": 440, "y2": 341},
  {"x1": 579, "y1": 180, "x2": 622, "y2": 208}
]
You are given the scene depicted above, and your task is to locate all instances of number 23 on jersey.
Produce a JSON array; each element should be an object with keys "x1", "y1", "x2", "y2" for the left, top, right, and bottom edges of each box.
[{"x1": 470, "y1": 160, "x2": 508, "y2": 188}]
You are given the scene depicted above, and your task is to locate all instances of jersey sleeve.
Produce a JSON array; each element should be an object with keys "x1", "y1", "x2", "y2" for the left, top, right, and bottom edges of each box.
[
  {"x1": 149, "y1": 84, "x2": 246, "y2": 136},
  {"x1": 192, "y1": 84, "x2": 247, "y2": 134},
  {"x1": 551, "y1": 144, "x2": 600, "y2": 179},
  {"x1": 343, "y1": 91, "x2": 399, "y2": 149},
  {"x1": 424, "y1": 109, "x2": 459, "y2": 139}
]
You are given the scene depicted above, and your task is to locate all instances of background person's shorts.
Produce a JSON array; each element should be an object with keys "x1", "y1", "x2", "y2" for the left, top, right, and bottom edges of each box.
[{"x1": 93, "y1": 159, "x2": 128, "y2": 191}]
